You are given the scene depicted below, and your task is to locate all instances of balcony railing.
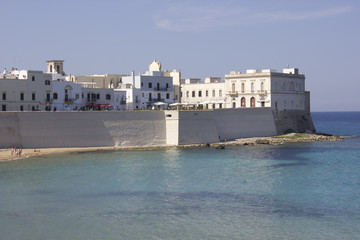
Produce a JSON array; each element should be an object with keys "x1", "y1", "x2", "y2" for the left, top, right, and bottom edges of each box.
[
  {"x1": 147, "y1": 98, "x2": 165, "y2": 103},
  {"x1": 153, "y1": 87, "x2": 172, "y2": 91},
  {"x1": 227, "y1": 91, "x2": 238, "y2": 97},
  {"x1": 258, "y1": 90, "x2": 267, "y2": 95},
  {"x1": 64, "y1": 98, "x2": 75, "y2": 103}
]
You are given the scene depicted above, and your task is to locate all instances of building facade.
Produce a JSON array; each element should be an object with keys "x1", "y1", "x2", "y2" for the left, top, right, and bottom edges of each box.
[
  {"x1": 0, "y1": 69, "x2": 53, "y2": 111},
  {"x1": 119, "y1": 60, "x2": 174, "y2": 109},
  {"x1": 179, "y1": 67, "x2": 308, "y2": 111}
]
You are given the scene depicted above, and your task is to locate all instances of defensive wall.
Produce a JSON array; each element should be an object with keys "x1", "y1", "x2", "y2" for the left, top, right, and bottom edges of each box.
[{"x1": 0, "y1": 108, "x2": 315, "y2": 148}]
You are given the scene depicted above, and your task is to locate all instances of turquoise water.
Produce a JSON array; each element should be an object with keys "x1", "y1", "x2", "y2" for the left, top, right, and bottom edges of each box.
[{"x1": 0, "y1": 112, "x2": 359, "y2": 240}]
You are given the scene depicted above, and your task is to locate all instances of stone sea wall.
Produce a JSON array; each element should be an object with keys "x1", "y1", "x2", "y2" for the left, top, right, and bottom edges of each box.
[
  {"x1": 0, "y1": 111, "x2": 166, "y2": 148},
  {"x1": 0, "y1": 108, "x2": 315, "y2": 148}
]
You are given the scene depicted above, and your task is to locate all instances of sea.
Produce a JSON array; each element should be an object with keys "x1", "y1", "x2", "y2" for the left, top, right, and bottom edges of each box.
[{"x1": 0, "y1": 112, "x2": 359, "y2": 240}]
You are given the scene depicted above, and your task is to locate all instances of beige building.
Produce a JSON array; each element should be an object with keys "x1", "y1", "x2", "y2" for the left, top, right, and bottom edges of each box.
[
  {"x1": 225, "y1": 68, "x2": 306, "y2": 111},
  {"x1": 68, "y1": 73, "x2": 126, "y2": 89},
  {"x1": 180, "y1": 67, "x2": 308, "y2": 111}
]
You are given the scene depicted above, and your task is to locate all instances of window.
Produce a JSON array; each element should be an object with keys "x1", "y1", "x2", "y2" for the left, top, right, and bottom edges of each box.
[
  {"x1": 75, "y1": 94, "x2": 80, "y2": 99},
  {"x1": 53, "y1": 93, "x2": 58, "y2": 100},
  {"x1": 186, "y1": 91, "x2": 189, "y2": 97},
  {"x1": 32, "y1": 106, "x2": 35, "y2": 111},
  {"x1": 141, "y1": 82, "x2": 143, "y2": 87},
  {"x1": 142, "y1": 93, "x2": 144, "y2": 97},
  {"x1": 251, "y1": 97, "x2": 255, "y2": 107},
  {"x1": 97, "y1": 94, "x2": 100, "y2": 100},
  {"x1": 251, "y1": 83, "x2": 254, "y2": 92},
  {"x1": 219, "y1": 90, "x2": 222, "y2": 97},
  {"x1": 32, "y1": 76, "x2": 35, "y2": 81},
  {"x1": 241, "y1": 83, "x2": 245, "y2": 93},
  {"x1": 198, "y1": 91, "x2": 202, "y2": 97},
  {"x1": 219, "y1": 104, "x2": 222, "y2": 109},
  {"x1": 57, "y1": 65, "x2": 60, "y2": 73},
  {"x1": 20, "y1": 105, "x2": 24, "y2": 111},
  {"x1": 2, "y1": 92, "x2": 6, "y2": 100},
  {"x1": 232, "y1": 102, "x2": 236, "y2": 108},
  {"x1": 166, "y1": 93, "x2": 170, "y2": 99},
  {"x1": 232, "y1": 83, "x2": 235, "y2": 92},
  {"x1": 32, "y1": 93, "x2": 36, "y2": 101},
  {"x1": 148, "y1": 82, "x2": 152, "y2": 88},
  {"x1": 261, "y1": 82, "x2": 264, "y2": 91},
  {"x1": 166, "y1": 83, "x2": 169, "y2": 89},
  {"x1": 241, "y1": 97, "x2": 246, "y2": 107},
  {"x1": 20, "y1": 93, "x2": 24, "y2": 101},
  {"x1": 106, "y1": 94, "x2": 111, "y2": 100},
  {"x1": 206, "y1": 90, "x2": 208, "y2": 97},
  {"x1": 192, "y1": 91, "x2": 195, "y2": 97},
  {"x1": 50, "y1": 65, "x2": 53, "y2": 72},
  {"x1": 212, "y1": 90, "x2": 215, "y2": 97},
  {"x1": 45, "y1": 80, "x2": 51, "y2": 85},
  {"x1": 261, "y1": 101, "x2": 265, "y2": 107},
  {"x1": 2, "y1": 105, "x2": 6, "y2": 111},
  {"x1": 46, "y1": 93, "x2": 51, "y2": 102}
]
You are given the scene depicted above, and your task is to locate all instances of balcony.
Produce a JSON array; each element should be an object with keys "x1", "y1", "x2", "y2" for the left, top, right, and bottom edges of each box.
[
  {"x1": 120, "y1": 100, "x2": 127, "y2": 105},
  {"x1": 227, "y1": 91, "x2": 238, "y2": 97},
  {"x1": 153, "y1": 87, "x2": 172, "y2": 91},
  {"x1": 258, "y1": 90, "x2": 267, "y2": 95},
  {"x1": 147, "y1": 98, "x2": 165, "y2": 103},
  {"x1": 64, "y1": 98, "x2": 75, "y2": 104},
  {"x1": 45, "y1": 98, "x2": 53, "y2": 103}
]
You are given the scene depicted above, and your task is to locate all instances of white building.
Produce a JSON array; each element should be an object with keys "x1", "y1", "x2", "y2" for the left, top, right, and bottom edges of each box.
[
  {"x1": 0, "y1": 68, "x2": 52, "y2": 111},
  {"x1": 180, "y1": 77, "x2": 225, "y2": 109},
  {"x1": 119, "y1": 60, "x2": 174, "y2": 109}
]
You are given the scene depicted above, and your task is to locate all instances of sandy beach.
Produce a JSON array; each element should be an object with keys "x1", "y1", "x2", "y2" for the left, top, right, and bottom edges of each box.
[{"x1": 0, "y1": 133, "x2": 344, "y2": 163}]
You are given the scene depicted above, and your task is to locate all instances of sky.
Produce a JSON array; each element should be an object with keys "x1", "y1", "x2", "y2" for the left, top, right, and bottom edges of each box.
[{"x1": 0, "y1": 0, "x2": 359, "y2": 111}]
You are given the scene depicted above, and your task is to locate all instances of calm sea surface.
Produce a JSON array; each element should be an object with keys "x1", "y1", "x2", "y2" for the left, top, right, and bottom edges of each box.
[{"x1": 0, "y1": 112, "x2": 359, "y2": 240}]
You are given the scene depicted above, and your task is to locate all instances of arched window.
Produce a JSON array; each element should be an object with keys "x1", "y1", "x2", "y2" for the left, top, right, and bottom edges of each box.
[
  {"x1": 251, "y1": 83, "x2": 254, "y2": 92},
  {"x1": 241, "y1": 83, "x2": 245, "y2": 93},
  {"x1": 241, "y1": 97, "x2": 246, "y2": 107},
  {"x1": 232, "y1": 83, "x2": 235, "y2": 92},
  {"x1": 250, "y1": 97, "x2": 255, "y2": 107}
]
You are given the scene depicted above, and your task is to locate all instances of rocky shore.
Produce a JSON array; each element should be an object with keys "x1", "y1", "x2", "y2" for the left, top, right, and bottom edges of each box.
[
  {"x1": 0, "y1": 133, "x2": 345, "y2": 162},
  {"x1": 206, "y1": 133, "x2": 344, "y2": 149}
]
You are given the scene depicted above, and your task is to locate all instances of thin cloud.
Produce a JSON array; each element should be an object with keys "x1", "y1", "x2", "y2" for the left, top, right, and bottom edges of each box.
[
  {"x1": 154, "y1": 5, "x2": 353, "y2": 32},
  {"x1": 253, "y1": 6, "x2": 353, "y2": 22}
]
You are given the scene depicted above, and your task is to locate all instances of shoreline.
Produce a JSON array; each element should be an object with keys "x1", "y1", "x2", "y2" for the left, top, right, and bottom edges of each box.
[{"x1": 0, "y1": 133, "x2": 345, "y2": 163}]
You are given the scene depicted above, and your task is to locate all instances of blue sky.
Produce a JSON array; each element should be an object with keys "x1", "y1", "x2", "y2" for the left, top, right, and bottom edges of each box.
[{"x1": 0, "y1": 0, "x2": 359, "y2": 111}]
